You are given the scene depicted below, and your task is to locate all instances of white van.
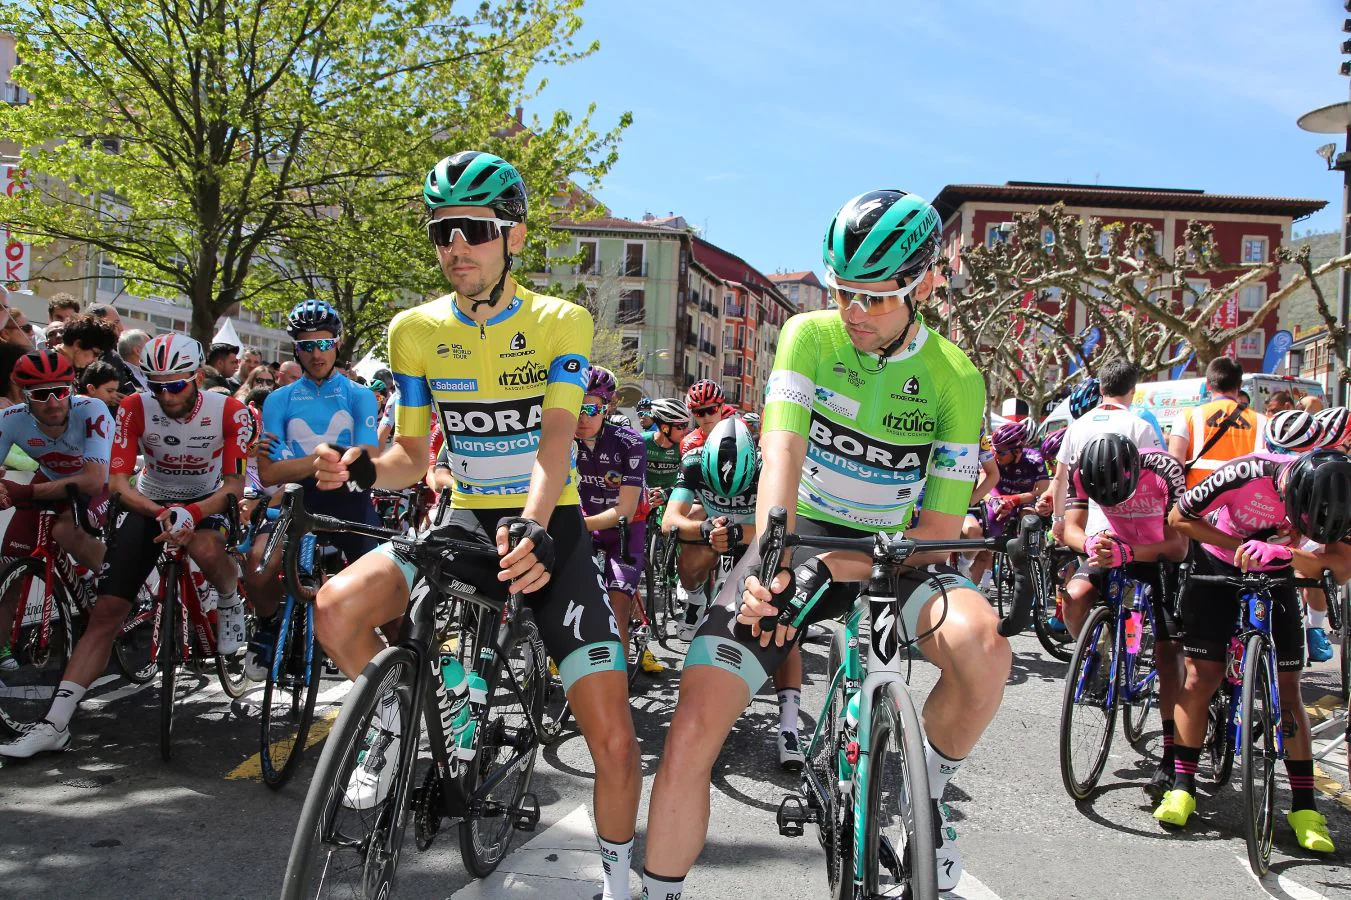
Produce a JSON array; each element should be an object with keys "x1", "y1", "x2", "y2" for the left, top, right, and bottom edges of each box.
[{"x1": 1038, "y1": 374, "x2": 1326, "y2": 439}]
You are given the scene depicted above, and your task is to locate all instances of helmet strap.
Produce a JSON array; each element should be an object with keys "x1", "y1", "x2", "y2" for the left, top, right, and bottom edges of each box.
[
  {"x1": 470, "y1": 239, "x2": 514, "y2": 314},
  {"x1": 856, "y1": 297, "x2": 917, "y2": 374}
]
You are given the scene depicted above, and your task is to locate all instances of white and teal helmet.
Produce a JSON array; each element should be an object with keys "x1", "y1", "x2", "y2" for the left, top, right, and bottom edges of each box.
[
  {"x1": 701, "y1": 416, "x2": 759, "y2": 499},
  {"x1": 823, "y1": 190, "x2": 942, "y2": 283},
  {"x1": 423, "y1": 151, "x2": 528, "y2": 223}
]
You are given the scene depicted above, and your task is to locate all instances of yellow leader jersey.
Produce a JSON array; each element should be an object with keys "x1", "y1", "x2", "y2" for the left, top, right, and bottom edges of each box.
[{"x1": 389, "y1": 287, "x2": 592, "y2": 509}]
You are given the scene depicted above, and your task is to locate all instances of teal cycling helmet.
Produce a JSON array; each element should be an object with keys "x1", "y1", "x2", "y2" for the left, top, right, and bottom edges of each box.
[
  {"x1": 701, "y1": 416, "x2": 759, "y2": 499},
  {"x1": 822, "y1": 190, "x2": 942, "y2": 284},
  {"x1": 423, "y1": 151, "x2": 528, "y2": 222}
]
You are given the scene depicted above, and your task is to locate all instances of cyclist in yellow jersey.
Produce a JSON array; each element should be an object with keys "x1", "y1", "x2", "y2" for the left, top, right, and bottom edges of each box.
[{"x1": 311, "y1": 152, "x2": 640, "y2": 900}]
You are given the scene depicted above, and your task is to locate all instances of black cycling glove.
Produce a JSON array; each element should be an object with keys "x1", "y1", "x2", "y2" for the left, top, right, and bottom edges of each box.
[
  {"x1": 328, "y1": 444, "x2": 376, "y2": 492},
  {"x1": 496, "y1": 516, "x2": 556, "y2": 572}
]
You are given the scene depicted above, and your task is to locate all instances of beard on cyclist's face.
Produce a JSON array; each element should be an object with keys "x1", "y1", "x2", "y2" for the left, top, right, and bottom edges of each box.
[
  {"x1": 836, "y1": 270, "x2": 933, "y2": 354},
  {"x1": 28, "y1": 387, "x2": 71, "y2": 428},
  {"x1": 295, "y1": 329, "x2": 338, "y2": 381},
  {"x1": 432, "y1": 207, "x2": 524, "y2": 303},
  {"x1": 153, "y1": 372, "x2": 202, "y2": 417}
]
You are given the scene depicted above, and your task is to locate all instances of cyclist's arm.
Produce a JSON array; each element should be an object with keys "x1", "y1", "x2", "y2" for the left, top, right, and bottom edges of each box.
[
  {"x1": 427, "y1": 439, "x2": 452, "y2": 491},
  {"x1": 108, "y1": 471, "x2": 163, "y2": 518},
  {"x1": 1295, "y1": 538, "x2": 1351, "y2": 583},
  {"x1": 29, "y1": 463, "x2": 108, "y2": 502},
  {"x1": 970, "y1": 456, "x2": 999, "y2": 503},
  {"x1": 584, "y1": 484, "x2": 640, "y2": 532},
  {"x1": 660, "y1": 495, "x2": 707, "y2": 540},
  {"x1": 520, "y1": 407, "x2": 576, "y2": 525},
  {"x1": 754, "y1": 428, "x2": 806, "y2": 544},
  {"x1": 108, "y1": 394, "x2": 158, "y2": 517},
  {"x1": 256, "y1": 390, "x2": 317, "y2": 485},
  {"x1": 1167, "y1": 505, "x2": 1243, "y2": 551},
  {"x1": 195, "y1": 472, "x2": 245, "y2": 519},
  {"x1": 368, "y1": 433, "x2": 432, "y2": 489}
]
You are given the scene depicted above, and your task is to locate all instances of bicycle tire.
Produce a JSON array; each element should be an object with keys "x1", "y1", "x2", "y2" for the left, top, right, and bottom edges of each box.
[
  {"x1": 159, "y1": 563, "x2": 180, "y2": 762},
  {"x1": 281, "y1": 646, "x2": 420, "y2": 900},
  {"x1": 114, "y1": 588, "x2": 156, "y2": 684},
  {"x1": 813, "y1": 628, "x2": 850, "y2": 871},
  {"x1": 458, "y1": 615, "x2": 545, "y2": 878},
  {"x1": 1240, "y1": 633, "x2": 1277, "y2": 877},
  {"x1": 1204, "y1": 687, "x2": 1235, "y2": 786},
  {"x1": 862, "y1": 681, "x2": 938, "y2": 900},
  {"x1": 1122, "y1": 594, "x2": 1157, "y2": 746},
  {"x1": 215, "y1": 598, "x2": 254, "y2": 700},
  {"x1": 0, "y1": 557, "x2": 71, "y2": 725},
  {"x1": 1058, "y1": 605, "x2": 1118, "y2": 800},
  {"x1": 260, "y1": 599, "x2": 322, "y2": 790},
  {"x1": 1339, "y1": 583, "x2": 1349, "y2": 701},
  {"x1": 645, "y1": 530, "x2": 664, "y2": 639},
  {"x1": 1032, "y1": 558, "x2": 1073, "y2": 662}
]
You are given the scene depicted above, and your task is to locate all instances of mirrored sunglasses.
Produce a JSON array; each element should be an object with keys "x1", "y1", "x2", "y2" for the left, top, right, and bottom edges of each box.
[
  {"x1": 149, "y1": 379, "x2": 192, "y2": 395},
  {"x1": 823, "y1": 268, "x2": 929, "y2": 317},
  {"x1": 579, "y1": 403, "x2": 604, "y2": 417},
  {"x1": 24, "y1": 385, "x2": 71, "y2": 402},
  {"x1": 426, "y1": 216, "x2": 516, "y2": 248},
  {"x1": 294, "y1": 338, "x2": 337, "y2": 353}
]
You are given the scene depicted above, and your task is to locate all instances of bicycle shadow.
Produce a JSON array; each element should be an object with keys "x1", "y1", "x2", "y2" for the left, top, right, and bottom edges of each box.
[{"x1": 1006, "y1": 649, "x2": 1070, "y2": 687}]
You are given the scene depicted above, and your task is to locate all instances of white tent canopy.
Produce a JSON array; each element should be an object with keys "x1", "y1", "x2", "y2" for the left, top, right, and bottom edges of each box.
[
  {"x1": 212, "y1": 318, "x2": 242, "y2": 349},
  {"x1": 351, "y1": 348, "x2": 389, "y2": 383}
]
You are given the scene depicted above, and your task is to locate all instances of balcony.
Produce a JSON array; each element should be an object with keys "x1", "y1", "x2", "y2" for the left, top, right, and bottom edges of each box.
[
  {"x1": 722, "y1": 360, "x2": 742, "y2": 377},
  {"x1": 685, "y1": 332, "x2": 697, "y2": 348},
  {"x1": 700, "y1": 300, "x2": 719, "y2": 317},
  {"x1": 621, "y1": 261, "x2": 649, "y2": 277},
  {"x1": 700, "y1": 340, "x2": 717, "y2": 356},
  {"x1": 725, "y1": 302, "x2": 744, "y2": 318}
]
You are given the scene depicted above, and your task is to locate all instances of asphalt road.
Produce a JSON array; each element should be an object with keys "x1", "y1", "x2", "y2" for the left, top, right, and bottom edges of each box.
[{"x1": 1, "y1": 623, "x2": 1349, "y2": 899}]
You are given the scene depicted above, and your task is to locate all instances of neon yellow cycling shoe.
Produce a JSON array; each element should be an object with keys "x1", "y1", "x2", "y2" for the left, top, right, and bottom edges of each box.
[
  {"x1": 1152, "y1": 789, "x2": 1196, "y2": 827},
  {"x1": 548, "y1": 659, "x2": 559, "y2": 679},
  {"x1": 1287, "y1": 809, "x2": 1335, "y2": 853},
  {"x1": 639, "y1": 648, "x2": 665, "y2": 674}
]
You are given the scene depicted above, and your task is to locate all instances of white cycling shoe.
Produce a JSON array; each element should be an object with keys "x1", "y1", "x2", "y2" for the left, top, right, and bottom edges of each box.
[
  {"x1": 0, "y1": 720, "x2": 71, "y2": 758},
  {"x1": 934, "y1": 800, "x2": 962, "y2": 892},
  {"x1": 777, "y1": 729, "x2": 804, "y2": 771},
  {"x1": 216, "y1": 604, "x2": 247, "y2": 655},
  {"x1": 343, "y1": 695, "x2": 402, "y2": 810}
]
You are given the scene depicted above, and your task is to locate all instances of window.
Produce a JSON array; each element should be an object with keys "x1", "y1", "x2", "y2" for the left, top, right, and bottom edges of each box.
[
  {"x1": 624, "y1": 242, "x2": 645, "y2": 277},
  {"x1": 1041, "y1": 227, "x2": 1055, "y2": 247},
  {"x1": 985, "y1": 225, "x2": 1007, "y2": 247},
  {"x1": 1241, "y1": 236, "x2": 1268, "y2": 264},
  {"x1": 97, "y1": 253, "x2": 123, "y2": 296},
  {"x1": 1238, "y1": 284, "x2": 1265, "y2": 312},
  {"x1": 619, "y1": 289, "x2": 644, "y2": 323},
  {"x1": 1183, "y1": 278, "x2": 1208, "y2": 309},
  {"x1": 1237, "y1": 331, "x2": 1264, "y2": 358},
  {"x1": 577, "y1": 240, "x2": 598, "y2": 275},
  {"x1": 1098, "y1": 231, "x2": 1113, "y2": 255}
]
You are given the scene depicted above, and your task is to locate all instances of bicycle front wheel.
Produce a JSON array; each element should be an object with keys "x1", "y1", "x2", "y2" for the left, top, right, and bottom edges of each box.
[
  {"x1": 1240, "y1": 634, "x2": 1277, "y2": 877},
  {"x1": 1122, "y1": 601, "x2": 1157, "y2": 747},
  {"x1": 260, "y1": 600, "x2": 321, "y2": 789},
  {"x1": 862, "y1": 681, "x2": 938, "y2": 900},
  {"x1": 0, "y1": 557, "x2": 72, "y2": 726},
  {"x1": 1339, "y1": 583, "x2": 1349, "y2": 701},
  {"x1": 645, "y1": 530, "x2": 664, "y2": 638},
  {"x1": 281, "y1": 645, "x2": 420, "y2": 900},
  {"x1": 114, "y1": 587, "x2": 156, "y2": 685},
  {"x1": 458, "y1": 616, "x2": 546, "y2": 877},
  {"x1": 159, "y1": 567, "x2": 182, "y2": 762},
  {"x1": 1059, "y1": 605, "x2": 1118, "y2": 800}
]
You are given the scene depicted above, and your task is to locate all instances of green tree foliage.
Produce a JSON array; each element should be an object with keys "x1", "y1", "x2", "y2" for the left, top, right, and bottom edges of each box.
[{"x1": 0, "y1": 0, "x2": 628, "y2": 349}]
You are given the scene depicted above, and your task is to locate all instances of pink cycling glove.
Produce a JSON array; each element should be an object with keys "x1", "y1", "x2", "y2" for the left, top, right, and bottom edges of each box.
[
  {"x1": 1086, "y1": 532, "x2": 1134, "y2": 569},
  {"x1": 1237, "y1": 540, "x2": 1292, "y2": 568}
]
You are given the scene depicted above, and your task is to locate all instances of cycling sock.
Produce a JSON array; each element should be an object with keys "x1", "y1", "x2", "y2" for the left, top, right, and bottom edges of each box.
[
  {"x1": 1307, "y1": 609, "x2": 1327, "y2": 630},
  {"x1": 1160, "y1": 719, "x2": 1175, "y2": 768},
  {"x1": 1286, "y1": 759, "x2": 1317, "y2": 812},
  {"x1": 47, "y1": 681, "x2": 86, "y2": 730},
  {"x1": 682, "y1": 589, "x2": 707, "y2": 625},
  {"x1": 597, "y1": 833, "x2": 633, "y2": 900},
  {"x1": 1172, "y1": 744, "x2": 1200, "y2": 795},
  {"x1": 925, "y1": 739, "x2": 964, "y2": 801},
  {"x1": 777, "y1": 688, "x2": 801, "y2": 733},
  {"x1": 218, "y1": 587, "x2": 241, "y2": 609},
  {"x1": 641, "y1": 869, "x2": 685, "y2": 900}
]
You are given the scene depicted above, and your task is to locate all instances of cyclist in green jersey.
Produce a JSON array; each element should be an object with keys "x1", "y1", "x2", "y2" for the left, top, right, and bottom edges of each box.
[
  {"x1": 640, "y1": 190, "x2": 999, "y2": 898},
  {"x1": 643, "y1": 398, "x2": 691, "y2": 509}
]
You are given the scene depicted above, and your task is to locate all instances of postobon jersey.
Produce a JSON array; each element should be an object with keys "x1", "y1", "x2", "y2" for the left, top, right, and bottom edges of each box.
[
  {"x1": 763, "y1": 311, "x2": 984, "y2": 530},
  {"x1": 389, "y1": 288, "x2": 591, "y2": 509}
]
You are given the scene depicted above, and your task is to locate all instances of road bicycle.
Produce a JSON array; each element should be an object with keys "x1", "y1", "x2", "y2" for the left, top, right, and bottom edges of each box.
[
  {"x1": 1029, "y1": 542, "x2": 1079, "y2": 662},
  {"x1": 1188, "y1": 568, "x2": 1337, "y2": 876},
  {"x1": 770, "y1": 507, "x2": 1041, "y2": 900},
  {"x1": 0, "y1": 485, "x2": 101, "y2": 728},
  {"x1": 1058, "y1": 564, "x2": 1160, "y2": 800},
  {"x1": 275, "y1": 484, "x2": 550, "y2": 899},
  {"x1": 1311, "y1": 584, "x2": 1348, "y2": 796}
]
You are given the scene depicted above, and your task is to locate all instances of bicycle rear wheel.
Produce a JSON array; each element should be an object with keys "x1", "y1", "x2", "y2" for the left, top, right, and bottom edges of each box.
[
  {"x1": 1204, "y1": 687, "x2": 1234, "y2": 787},
  {"x1": 1059, "y1": 605, "x2": 1118, "y2": 800},
  {"x1": 1339, "y1": 583, "x2": 1349, "y2": 701},
  {"x1": 281, "y1": 646, "x2": 420, "y2": 900},
  {"x1": 0, "y1": 557, "x2": 72, "y2": 726},
  {"x1": 1032, "y1": 558, "x2": 1073, "y2": 662},
  {"x1": 862, "y1": 681, "x2": 938, "y2": 899},
  {"x1": 1122, "y1": 598, "x2": 1157, "y2": 746},
  {"x1": 114, "y1": 587, "x2": 156, "y2": 684},
  {"x1": 458, "y1": 615, "x2": 545, "y2": 877},
  {"x1": 260, "y1": 599, "x2": 321, "y2": 789},
  {"x1": 1240, "y1": 634, "x2": 1277, "y2": 877},
  {"x1": 645, "y1": 530, "x2": 664, "y2": 639},
  {"x1": 216, "y1": 599, "x2": 254, "y2": 699}
]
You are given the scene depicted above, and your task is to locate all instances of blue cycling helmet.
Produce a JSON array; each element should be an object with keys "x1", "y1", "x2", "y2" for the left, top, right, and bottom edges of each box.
[
  {"x1": 1068, "y1": 378, "x2": 1100, "y2": 420},
  {"x1": 287, "y1": 299, "x2": 343, "y2": 339},
  {"x1": 636, "y1": 397, "x2": 653, "y2": 413}
]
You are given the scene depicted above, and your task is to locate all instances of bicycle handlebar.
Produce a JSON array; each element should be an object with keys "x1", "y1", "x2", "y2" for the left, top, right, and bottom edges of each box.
[
  {"x1": 755, "y1": 506, "x2": 1044, "y2": 638},
  {"x1": 1186, "y1": 571, "x2": 1336, "y2": 596}
]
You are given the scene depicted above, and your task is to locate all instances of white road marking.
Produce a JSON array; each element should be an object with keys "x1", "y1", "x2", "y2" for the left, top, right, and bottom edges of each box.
[
  {"x1": 450, "y1": 804, "x2": 613, "y2": 899},
  {"x1": 945, "y1": 869, "x2": 1005, "y2": 899},
  {"x1": 1238, "y1": 855, "x2": 1333, "y2": 900}
]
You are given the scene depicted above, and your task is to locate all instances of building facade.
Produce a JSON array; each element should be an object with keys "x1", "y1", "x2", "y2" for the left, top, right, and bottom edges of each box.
[
  {"x1": 768, "y1": 270, "x2": 829, "y2": 311},
  {"x1": 932, "y1": 182, "x2": 1326, "y2": 385}
]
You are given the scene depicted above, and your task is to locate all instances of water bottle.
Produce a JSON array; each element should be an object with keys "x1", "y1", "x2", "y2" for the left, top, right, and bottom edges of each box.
[
  {"x1": 439, "y1": 654, "x2": 474, "y2": 761},
  {"x1": 845, "y1": 691, "x2": 860, "y2": 731},
  {"x1": 1124, "y1": 608, "x2": 1142, "y2": 655},
  {"x1": 1225, "y1": 637, "x2": 1244, "y2": 686}
]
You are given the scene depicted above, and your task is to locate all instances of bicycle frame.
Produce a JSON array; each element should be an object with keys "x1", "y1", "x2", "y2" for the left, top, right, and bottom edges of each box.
[
  {"x1": 9, "y1": 504, "x2": 91, "y2": 657},
  {"x1": 149, "y1": 542, "x2": 217, "y2": 666},
  {"x1": 1224, "y1": 587, "x2": 1285, "y2": 766},
  {"x1": 1071, "y1": 569, "x2": 1157, "y2": 711}
]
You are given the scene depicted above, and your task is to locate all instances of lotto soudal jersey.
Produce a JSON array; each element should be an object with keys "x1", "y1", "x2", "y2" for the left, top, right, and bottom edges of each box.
[
  {"x1": 575, "y1": 423, "x2": 647, "y2": 518},
  {"x1": 1175, "y1": 451, "x2": 1294, "y2": 570},
  {"x1": 763, "y1": 311, "x2": 984, "y2": 530},
  {"x1": 669, "y1": 445, "x2": 759, "y2": 525},
  {"x1": 111, "y1": 389, "x2": 254, "y2": 502},
  {"x1": 389, "y1": 288, "x2": 591, "y2": 509},
  {"x1": 0, "y1": 396, "x2": 113, "y2": 480}
]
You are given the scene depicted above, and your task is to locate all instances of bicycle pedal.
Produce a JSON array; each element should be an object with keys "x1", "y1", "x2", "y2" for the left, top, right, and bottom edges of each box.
[
  {"x1": 511, "y1": 793, "x2": 540, "y2": 832},
  {"x1": 776, "y1": 795, "x2": 813, "y2": 837}
]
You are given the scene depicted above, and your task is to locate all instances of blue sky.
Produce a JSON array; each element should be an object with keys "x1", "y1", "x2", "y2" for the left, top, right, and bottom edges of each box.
[{"x1": 535, "y1": 0, "x2": 1350, "y2": 276}]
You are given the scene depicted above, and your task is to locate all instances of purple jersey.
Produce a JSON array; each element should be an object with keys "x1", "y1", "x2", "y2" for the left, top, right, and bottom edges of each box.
[
  {"x1": 994, "y1": 447, "x2": 1046, "y2": 496},
  {"x1": 1176, "y1": 451, "x2": 1294, "y2": 570},
  {"x1": 575, "y1": 423, "x2": 646, "y2": 518},
  {"x1": 1069, "y1": 450, "x2": 1184, "y2": 547}
]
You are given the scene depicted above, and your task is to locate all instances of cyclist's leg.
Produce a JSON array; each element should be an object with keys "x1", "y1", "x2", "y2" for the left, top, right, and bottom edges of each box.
[
  {"x1": 1137, "y1": 561, "x2": 1183, "y2": 789},
  {"x1": 1063, "y1": 562, "x2": 1099, "y2": 636},
  {"x1": 185, "y1": 526, "x2": 236, "y2": 595},
  {"x1": 772, "y1": 644, "x2": 804, "y2": 766},
  {"x1": 313, "y1": 549, "x2": 409, "y2": 680},
  {"x1": 645, "y1": 533, "x2": 853, "y2": 887},
  {"x1": 525, "y1": 507, "x2": 639, "y2": 898},
  {"x1": 51, "y1": 507, "x2": 106, "y2": 571},
  {"x1": 0, "y1": 503, "x2": 41, "y2": 642},
  {"x1": 243, "y1": 529, "x2": 283, "y2": 621},
  {"x1": 675, "y1": 539, "x2": 715, "y2": 635}
]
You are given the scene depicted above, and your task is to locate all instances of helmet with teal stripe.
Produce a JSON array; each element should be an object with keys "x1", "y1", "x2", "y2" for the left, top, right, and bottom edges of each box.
[
  {"x1": 701, "y1": 416, "x2": 759, "y2": 499},
  {"x1": 822, "y1": 190, "x2": 942, "y2": 283},
  {"x1": 423, "y1": 151, "x2": 528, "y2": 223}
]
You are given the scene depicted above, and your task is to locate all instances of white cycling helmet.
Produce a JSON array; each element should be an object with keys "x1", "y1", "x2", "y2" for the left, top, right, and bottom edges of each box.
[
  {"x1": 650, "y1": 398, "x2": 691, "y2": 427},
  {"x1": 1313, "y1": 406, "x2": 1350, "y2": 448},
  {"x1": 142, "y1": 333, "x2": 204, "y2": 377},
  {"x1": 1265, "y1": 409, "x2": 1321, "y2": 453}
]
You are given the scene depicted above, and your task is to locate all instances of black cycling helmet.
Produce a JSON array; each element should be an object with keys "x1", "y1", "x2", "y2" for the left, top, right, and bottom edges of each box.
[
  {"x1": 1076, "y1": 432, "x2": 1141, "y2": 507},
  {"x1": 1283, "y1": 449, "x2": 1351, "y2": 544}
]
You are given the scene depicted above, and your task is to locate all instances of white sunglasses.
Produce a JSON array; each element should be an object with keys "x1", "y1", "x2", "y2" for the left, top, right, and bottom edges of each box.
[{"x1": 823, "y1": 268, "x2": 929, "y2": 314}]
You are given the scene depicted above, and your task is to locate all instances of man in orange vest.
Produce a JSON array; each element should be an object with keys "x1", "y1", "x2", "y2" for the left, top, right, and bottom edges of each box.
[{"x1": 1168, "y1": 357, "x2": 1265, "y2": 490}]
